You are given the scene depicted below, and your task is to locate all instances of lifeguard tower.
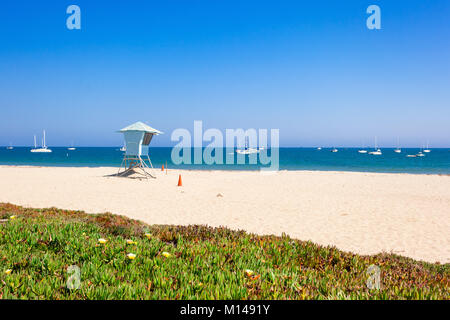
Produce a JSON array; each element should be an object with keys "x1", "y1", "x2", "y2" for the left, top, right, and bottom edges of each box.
[{"x1": 117, "y1": 121, "x2": 162, "y2": 179}]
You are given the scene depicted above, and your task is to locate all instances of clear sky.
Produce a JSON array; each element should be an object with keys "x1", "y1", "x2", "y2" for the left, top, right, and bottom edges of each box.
[{"x1": 0, "y1": 0, "x2": 449, "y2": 147}]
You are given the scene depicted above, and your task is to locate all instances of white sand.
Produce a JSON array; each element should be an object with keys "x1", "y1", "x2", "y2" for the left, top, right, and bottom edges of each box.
[{"x1": 0, "y1": 165, "x2": 449, "y2": 263}]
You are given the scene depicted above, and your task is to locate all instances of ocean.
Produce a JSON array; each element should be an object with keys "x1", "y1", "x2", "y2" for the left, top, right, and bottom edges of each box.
[{"x1": 0, "y1": 147, "x2": 449, "y2": 174}]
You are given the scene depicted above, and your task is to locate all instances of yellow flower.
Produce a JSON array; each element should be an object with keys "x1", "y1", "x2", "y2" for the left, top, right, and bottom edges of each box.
[
  {"x1": 144, "y1": 233, "x2": 151, "y2": 239},
  {"x1": 126, "y1": 239, "x2": 137, "y2": 245},
  {"x1": 98, "y1": 238, "x2": 107, "y2": 244},
  {"x1": 9, "y1": 215, "x2": 16, "y2": 220},
  {"x1": 4, "y1": 269, "x2": 12, "y2": 275},
  {"x1": 162, "y1": 251, "x2": 172, "y2": 258},
  {"x1": 245, "y1": 269, "x2": 254, "y2": 277},
  {"x1": 127, "y1": 253, "x2": 136, "y2": 260}
]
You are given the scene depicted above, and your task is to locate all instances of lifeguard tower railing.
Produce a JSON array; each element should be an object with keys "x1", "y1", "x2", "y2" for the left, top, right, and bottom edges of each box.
[{"x1": 118, "y1": 132, "x2": 156, "y2": 179}]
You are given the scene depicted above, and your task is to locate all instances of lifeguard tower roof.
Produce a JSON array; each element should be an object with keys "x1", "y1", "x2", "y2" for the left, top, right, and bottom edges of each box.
[{"x1": 119, "y1": 121, "x2": 163, "y2": 134}]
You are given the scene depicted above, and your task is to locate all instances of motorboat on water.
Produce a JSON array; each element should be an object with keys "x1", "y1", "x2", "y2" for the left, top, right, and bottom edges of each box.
[
  {"x1": 416, "y1": 151, "x2": 425, "y2": 157},
  {"x1": 358, "y1": 140, "x2": 368, "y2": 153}
]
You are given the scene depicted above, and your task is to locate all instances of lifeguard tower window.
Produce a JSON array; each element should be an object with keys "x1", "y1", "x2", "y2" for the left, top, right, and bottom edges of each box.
[{"x1": 143, "y1": 133, "x2": 153, "y2": 145}]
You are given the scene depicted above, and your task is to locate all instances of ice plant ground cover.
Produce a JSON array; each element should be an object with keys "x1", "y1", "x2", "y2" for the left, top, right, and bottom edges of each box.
[{"x1": 0, "y1": 203, "x2": 448, "y2": 299}]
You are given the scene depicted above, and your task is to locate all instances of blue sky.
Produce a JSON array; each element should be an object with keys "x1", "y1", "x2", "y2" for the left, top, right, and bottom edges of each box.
[{"x1": 0, "y1": 0, "x2": 449, "y2": 147}]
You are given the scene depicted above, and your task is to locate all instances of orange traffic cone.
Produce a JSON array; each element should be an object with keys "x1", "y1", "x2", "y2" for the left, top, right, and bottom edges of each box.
[
  {"x1": 161, "y1": 164, "x2": 164, "y2": 171},
  {"x1": 177, "y1": 174, "x2": 182, "y2": 187}
]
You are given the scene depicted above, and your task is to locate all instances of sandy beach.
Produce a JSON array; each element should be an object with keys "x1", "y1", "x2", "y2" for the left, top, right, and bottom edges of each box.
[{"x1": 0, "y1": 165, "x2": 449, "y2": 263}]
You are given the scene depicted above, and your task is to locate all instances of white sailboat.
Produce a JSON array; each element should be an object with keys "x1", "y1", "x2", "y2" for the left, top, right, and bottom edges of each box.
[
  {"x1": 68, "y1": 141, "x2": 76, "y2": 151},
  {"x1": 331, "y1": 147, "x2": 338, "y2": 153},
  {"x1": 423, "y1": 141, "x2": 431, "y2": 153},
  {"x1": 368, "y1": 137, "x2": 382, "y2": 155},
  {"x1": 30, "y1": 130, "x2": 52, "y2": 153},
  {"x1": 236, "y1": 137, "x2": 259, "y2": 155},
  {"x1": 317, "y1": 147, "x2": 322, "y2": 150},
  {"x1": 394, "y1": 137, "x2": 401, "y2": 153},
  {"x1": 6, "y1": 142, "x2": 13, "y2": 150},
  {"x1": 120, "y1": 144, "x2": 126, "y2": 152}
]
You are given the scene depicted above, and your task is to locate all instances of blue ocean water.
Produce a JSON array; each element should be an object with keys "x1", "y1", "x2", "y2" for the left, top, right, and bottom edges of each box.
[{"x1": 0, "y1": 147, "x2": 449, "y2": 174}]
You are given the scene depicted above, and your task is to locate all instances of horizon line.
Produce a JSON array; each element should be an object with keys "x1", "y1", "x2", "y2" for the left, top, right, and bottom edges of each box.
[{"x1": 2, "y1": 146, "x2": 449, "y2": 149}]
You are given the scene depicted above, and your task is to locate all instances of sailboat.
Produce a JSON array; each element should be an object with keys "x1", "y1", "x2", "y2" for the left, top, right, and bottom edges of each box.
[
  {"x1": 394, "y1": 137, "x2": 401, "y2": 153},
  {"x1": 331, "y1": 147, "x2": 338, "y2": 153},
  {"x1": 6, "y1": 143, "x2": 13, "y2": 150},
  {"x1": 317, "y1": 147, "x2": 322, "y2": 150},
  {"x1": 68, "y1": 141, "x2": 76, "y2": 151},
  {"x1": 120, "y1": 145, "x2": 126, "y2": 152},
  {"x1": 423, "y1": 141, "x2": 431, "y2": 153},
  {"x1": 30, "y1": 130, "x2": 52, "y2": 153},
  {"x1": 368, "y1": 137, "x2": 382, "y2": 155},
  {"x1": 236, "y1": 137, "x2": 259, "y2": 154}
]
